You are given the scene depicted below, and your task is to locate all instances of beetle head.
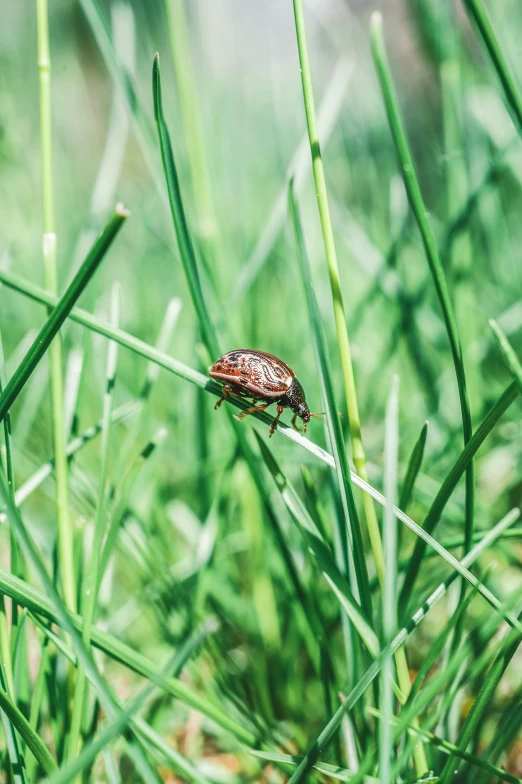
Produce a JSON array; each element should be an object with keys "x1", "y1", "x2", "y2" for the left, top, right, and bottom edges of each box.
[{"x1": 286, "y1": 378, "x2": 311, "y2": 424}]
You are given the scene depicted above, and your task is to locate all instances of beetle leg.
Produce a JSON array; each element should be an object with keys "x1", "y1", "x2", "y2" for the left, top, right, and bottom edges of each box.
[
  {"x1": 291, "y1": 413, "x2": 302, "y2": 432},
  {"x1": 215, "y1": 384, "x2": 234, "y2": 410},
  {"x1": 237, "y1": 404, "x2": 267, "y2": 420},
  {"x1": 269, "y1": 405, "x2": 285, "y2": 438},
  {"x1": 235, "y1": 402, "x2": 268, "y2": 421}
]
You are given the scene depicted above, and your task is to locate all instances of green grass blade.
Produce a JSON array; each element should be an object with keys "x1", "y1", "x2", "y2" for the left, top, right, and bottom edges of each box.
[
  {"x1": 2, "y1": 265, "x2": 519, "y2": 623},
  {"x1": 78, "y1": 0, "x2": 161, "y2": 191},
  {"x1": 0, "y1": 265, "x2": 518, "y2": 489},
  {"x1": 0, "y1": 206, "x2": 128, "y2": 423},
  {"x1": 0, "y1": 334, "x2": 25, "y2": 784},
  {"x1": 0, "y1": 684, "x2": 57, "y2": 775},
  {"x1": 164, "y1": 0, "x2": 217, "y2": 261},
  {"x1": 67, "y1": 283, "x2": 120, "y2": 761},
  {"x1": 0, "y1": 567, "x2": 257, "y2": 746},
  {"x1": 463, "y1": 0, "x2": 522, "y2": 133},
  {"x1": 255, "y1": 431, "x2": 379, "y2": 658},
  {"x1": 285, "y1": 509, "x2": 518, "y2": 783},
  {"x1": 490, "y1": 319, "x2": 522, "y2": 392},
  {"x1": 379, "y1": 376, "x2": 399, "y2": 783},
  {"x1": 370, "y1": 13, "x2": 474, "y2": 570},
  {"x1": 152, "y1": 53, "x2": 218, "y2": 357},
  {"x1": 36, "y1": 0, "x2": 76, "y2": 614},
  {"x1": 368, "y1": 706, "x2": 522, "y2": 784},
  {"x1": 399, "y1": 421, "x2": 428, "y2": 512},
  {"x1": 398, "y1": 380, "x2": 518, "y2": 615},
  {"x1": 289, "y1": 181, "x2": 373, "y2": 622},
  {"x1": 250, "y1": 750, "x2": 379, "y2": 783},
  {"x1": 44, "y1": 620, "x2": 215, "y2": 784},
  {"x1": 292, "y1": 0, "x2": 386, "y2": 639}
]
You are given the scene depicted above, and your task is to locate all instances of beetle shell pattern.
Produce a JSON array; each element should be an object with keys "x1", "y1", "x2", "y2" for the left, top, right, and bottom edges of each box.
[{"x1": 209, "y1": 350, "x2": 294, "y2": 398}]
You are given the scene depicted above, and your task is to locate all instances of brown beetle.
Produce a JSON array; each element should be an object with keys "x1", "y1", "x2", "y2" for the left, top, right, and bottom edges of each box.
[{"x1": 209, "y1": 349, "x2": 316, "y2": 437}]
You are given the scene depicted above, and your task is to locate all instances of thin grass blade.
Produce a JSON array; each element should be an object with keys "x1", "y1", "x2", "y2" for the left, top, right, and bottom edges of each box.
[
  {"x1": 285, "y1": 509, "x2": 519, "y2": 782},
  {"x1": 0, "y1": 206, "x2": 128, "y2": 423}
]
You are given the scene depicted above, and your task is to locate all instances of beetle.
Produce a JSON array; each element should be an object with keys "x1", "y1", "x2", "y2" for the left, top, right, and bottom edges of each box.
[{"x1": 209, "y1": 349, "x2": 317, "y2": 437}]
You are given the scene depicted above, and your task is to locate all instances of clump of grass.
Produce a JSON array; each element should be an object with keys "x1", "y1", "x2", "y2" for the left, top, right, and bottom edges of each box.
[{"x1": 0, "y1": 0, "x2": 522, "y2": 782}]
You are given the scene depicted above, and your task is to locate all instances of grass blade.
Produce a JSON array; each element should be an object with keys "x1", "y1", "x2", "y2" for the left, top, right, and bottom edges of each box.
[
  {"x1": 463, "y1": 0, "x2": 522, "y2": 134},
  {"x1": 0, "y1": 683, "x2": 56, "y2": 775},
  {"x1": 490, "y1": 318, "x2": 522, "y2": 392},
  {"x1": 36, "y1": 0, "x2": 76, "y2": 613},
  {"x1": 67, "y1": 283, "x2": 120, "y2": 761},
  {"x1": 379, "y1": 376, "x2": 399, "y2": 783},
  {"x1": 292, "y1": 0, "x2": 386, "y2": 645},
  {"x1": 398, "y1": 381, "x2": 517, "y2": 615},
  {"x1": 152, "y1": 53, "x2": 218, "y2": 357},
  {"x1": 0, "y1": 206, "x2": 128, "y2": 423},
  {"x1": 250, "y1": 749, "x2": 379, "y2": 783},
  {"x1": 255, "y1": 431, "x2": 379, "y2": 658},
  {"x1": 399, "y1": 421, "x2": 428, "y2": 512},
  {"x1": 370, "y1": 13, "x2": 474, "y2": 580},
  {"x1": 0, "y1": 567, "x2": 257, "y2": 746},
  {"x1": 289, "y1": 181, "x2": 373, "y2": 622},
  {"x1": 0, "y1": 266, "x2": 520, "y2": 610},
  {"x1": 285, "y1": 509, "x2": 518, "y2": 782}
]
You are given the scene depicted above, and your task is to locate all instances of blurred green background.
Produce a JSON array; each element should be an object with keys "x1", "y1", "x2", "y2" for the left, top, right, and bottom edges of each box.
[{"x1": 2, "y1": 0, "x2": 522, "y2": 781}]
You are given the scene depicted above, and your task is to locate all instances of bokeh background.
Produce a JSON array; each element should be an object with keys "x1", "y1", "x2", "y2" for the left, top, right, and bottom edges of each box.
[{"x1": 2, "y1": 0, "x2": 522, "y2": 780}]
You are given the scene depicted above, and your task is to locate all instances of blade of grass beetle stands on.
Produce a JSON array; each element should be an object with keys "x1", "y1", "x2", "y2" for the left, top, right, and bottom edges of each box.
[
  {"x1": 463, "y1": 0, "x2": 522, "y2": 134},
  {"x1": 0, "y1": 275, "x2": 519, "y2": 622},
  {"x1": 254, "y1": 432, "x2": 380, "y2": 658},
  {"x1": 288, "y1": 181, "x2": 373, "y2": 624},
  {"x1": 490, "y1": 319, "x2": 522, "y2": 393},
  {"x1": 370, "y1": 14, "x2": 475, "y2": 558},
  {"x1": 399, "y1": 421, "x2": 428, "y2": 512},
  {"x1": 0, "y1": 206, "x2": 128, "y2": 423},
  {"x1": 0, "y1": 565, "x2": 258, "y2": 746},
  {"x1": 284, "y1": 510, "x2": 519, "y2": 784},
  {"x1": 0, "y1": 264, "x2": 519, "y2": 483},
  {"x1": 0, "y1": 273, "x2": 520, "y2": 618}
]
